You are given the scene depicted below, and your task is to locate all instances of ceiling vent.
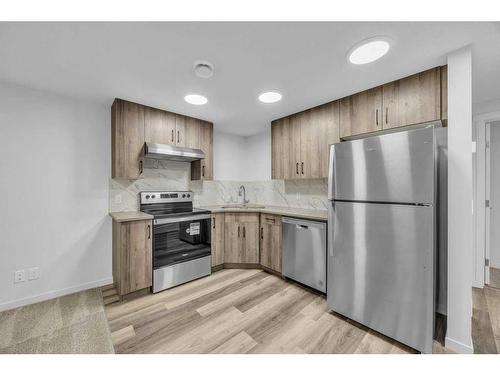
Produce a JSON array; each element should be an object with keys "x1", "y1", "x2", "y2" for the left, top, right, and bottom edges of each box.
[{"x1": 194, "y1": 60, "x2": 214, "y2": 78}]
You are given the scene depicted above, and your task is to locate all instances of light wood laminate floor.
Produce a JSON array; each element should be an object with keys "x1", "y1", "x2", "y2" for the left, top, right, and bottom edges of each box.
[{"x1": 105, "y1": 269, "x2": 463, "y2": 354}]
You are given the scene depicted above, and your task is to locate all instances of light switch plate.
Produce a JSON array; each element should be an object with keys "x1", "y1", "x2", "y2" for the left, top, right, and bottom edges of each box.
[{"x1": 29, "y1": 267, "x2": 40, "y2": 280}]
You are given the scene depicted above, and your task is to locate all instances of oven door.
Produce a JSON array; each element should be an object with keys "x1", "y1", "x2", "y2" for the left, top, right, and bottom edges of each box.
[{"x1": 153, "y1": 214, "x2": 211, "y2": 270}]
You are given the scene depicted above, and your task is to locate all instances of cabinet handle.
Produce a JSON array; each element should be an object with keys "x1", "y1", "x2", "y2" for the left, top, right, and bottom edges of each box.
[
  {"x1": 139, "y1": 160, "x2": 143, "y2": 174},
  {"x1": 265, "y1": 217, "x2": 275, "y2": 224},
  {"x1": 202, "y1": 165, "x2": 205, "y2": 177},
  {"x1": 171, "y1": 129, "x2": 174, "y2": 142},
  {"x1": 260, "y1": 227, "x2": 263, "y2": 240},
  {"x1": 376, "y1": 109, "x2": 379, "y2": 126},
  {"x1": 238, "y1": 226, "x2": 240, "y2": 237},
  {"x1": 296, "y1": 162, "x2": 299, "y2": 175},
  {"x1": 385, "y1": 107, "x2": 388, "y2": 125},
  {"x1": 243, "y1": 226, "x2": 246, "y2": 238},
  {"x1": 212, "y1": 217, "x2": 215, "y2": 229},
  {"x1": 147, "y1": 225, "x2": 151, "y2": 239},
  {"x1": 177, "y1": 130, "x2": 180, "y2": 143},
  {"x1": 301, "y1": 162, "x2": 304, "y2": 175}
]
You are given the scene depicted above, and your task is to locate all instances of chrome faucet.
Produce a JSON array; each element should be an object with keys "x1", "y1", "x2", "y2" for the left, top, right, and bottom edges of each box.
[{"x1": 239, "y1": 185, "x2": 249, "y2": 206}]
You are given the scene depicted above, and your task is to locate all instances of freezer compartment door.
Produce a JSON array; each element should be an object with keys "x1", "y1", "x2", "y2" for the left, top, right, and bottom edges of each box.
[
  {"x1": 327, "y1": 201, "x2": 434, "y2": 353},
  {"x1": 332, "y1": 126, "x2": 435, "y2": 204},
  {"x1": 282, "y1": 217, "x2": 327, "y2": 293}
]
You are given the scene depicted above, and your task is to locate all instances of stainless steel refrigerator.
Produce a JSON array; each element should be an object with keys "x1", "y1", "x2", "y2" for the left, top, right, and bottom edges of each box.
[{"x1": 327, "y1": 124, "x2": 447, "y2": 354}]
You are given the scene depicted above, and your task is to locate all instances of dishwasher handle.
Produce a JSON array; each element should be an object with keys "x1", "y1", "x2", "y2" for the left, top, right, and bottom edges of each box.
[{"x1": 296, "y1": 224, "x2": 309, "y2": 230}]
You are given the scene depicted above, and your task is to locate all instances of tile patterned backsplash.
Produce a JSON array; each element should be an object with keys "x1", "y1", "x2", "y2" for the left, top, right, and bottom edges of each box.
[{"x1": 109, "y1": 161, "x2": 328, "y2": 212}]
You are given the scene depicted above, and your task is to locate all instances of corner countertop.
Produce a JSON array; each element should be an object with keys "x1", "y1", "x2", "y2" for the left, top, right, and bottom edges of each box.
[
  {"x1": 109, "y1": 211, "x2": 154, "y2": 223},
  {"x1": 197, "y1": 205, "x2": 327, "y2": 222}
]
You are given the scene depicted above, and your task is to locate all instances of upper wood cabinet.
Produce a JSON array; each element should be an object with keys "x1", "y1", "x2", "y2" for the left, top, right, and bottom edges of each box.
[
  {"x1": 211, "y1": 213, "x2": 224, "y2": 267},
  {"x1": 441, "y1": 65, "x2": 448, "y2": 121},
  {"x1": 112, "y1": 218, "x2": 152, "y2": 296},
  {"x1": 382, "y1": 67, "x2": 441, "y2": 130},
  {"x1": 112, "y1": 98, "x2": 214, "y2": 180},
  {"x1": 112, "y1": 99, "x2": 145, "y2": 179},
  {"x1": 224, "y1": 213, "x2": 260, "y2": 264},
  {"x1": 192, "y1": 120, "x2": 214, "y2": 180},
  {"x1": 259, "y1": 214, "x2": 282, "y2": 273},
  {"x1": 340, "y1": 87, "x2": 383, "y2": 138},
  {"x1": 271, "y1": 101, "x2": 340, "y2": 180},
  {"x1": 144, "y1": 107, "x2": 176, "y2": 145}
]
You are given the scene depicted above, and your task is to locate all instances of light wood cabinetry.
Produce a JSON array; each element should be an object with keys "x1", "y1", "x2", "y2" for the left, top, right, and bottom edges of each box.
[
  {"x1": 192, "y1": 120, "x2": 214, "y2": 180},
  {"x1": 259, "y1": 214, "x2": 282, "y2": 273},
  {"x1": 144, "y1": 107, "x2": 176, "y2": 145},
  {"x1": 224, "y1": 213, "x2": 260, "y2": 264},
  {"x1": 211, "y1": 213, "x2": 225, "y2": 267},
  {"x1": 340, "y1": 87, "x2": 383, "y2": 138},
  {"x1": 112, "y1": 99, "x2": 145, "y2": 179},
  {"x1": 112, "y1": 219, "x2": 152, "y2": 296},
  {"x1": 271, "y1": 101, "x2": 340, "y2": 180},
  {"x1": 382, "y1": 67, "x2": 441, "y2": 130},
  {"x1": 112, "y1": 98, "x2": 214, "y2": 181}
]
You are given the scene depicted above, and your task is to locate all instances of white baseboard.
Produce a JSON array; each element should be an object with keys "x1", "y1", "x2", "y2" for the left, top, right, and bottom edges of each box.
[
  {"x1": 0, "y1": 277, "x2": 113, "y2": 312},
  {"x1": 445, "y1": 336, "x2": 474, "y2": 354}
]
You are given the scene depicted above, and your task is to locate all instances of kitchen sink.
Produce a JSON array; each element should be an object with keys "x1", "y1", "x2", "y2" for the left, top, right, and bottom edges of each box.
[{"x1": 220, "y1": 204, "x2": 266, "y2": 209}]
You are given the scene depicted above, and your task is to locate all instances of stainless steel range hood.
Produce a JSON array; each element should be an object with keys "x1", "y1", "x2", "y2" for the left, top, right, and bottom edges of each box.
[{"x1": 144, "y1": 142, "x2": 205, "y2": 162}]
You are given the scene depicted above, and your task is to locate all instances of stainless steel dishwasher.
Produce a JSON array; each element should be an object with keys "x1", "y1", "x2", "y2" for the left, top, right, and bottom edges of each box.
[{"x1": 282, "y1": 217, "x2": 327, "y2": 293}]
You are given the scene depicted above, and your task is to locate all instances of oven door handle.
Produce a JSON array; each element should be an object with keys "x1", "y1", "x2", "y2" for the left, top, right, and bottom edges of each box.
[{"x1": 154, "y1": 214, "x2": 211, "y2": 225}]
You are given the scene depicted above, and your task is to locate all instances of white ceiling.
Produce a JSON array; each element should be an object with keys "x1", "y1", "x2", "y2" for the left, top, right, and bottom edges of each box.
[{"x1": 0, "y1": 22, "x2": 499, "y2": 136}]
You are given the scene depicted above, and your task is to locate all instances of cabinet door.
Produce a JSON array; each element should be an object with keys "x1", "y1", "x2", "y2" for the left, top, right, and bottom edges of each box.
[
  {"x1": 382, "y1": 67, "x2": 441, "y2": 129},
  {"x1": 115, "y1": 219, "x2": 152, "y2": 295},
  {"x1": 144, "y1": 107, "x2": 176, "y2": 145},
  {"x1": 211, "y1": 213, "x2": 224, "y2": 267},
  {"x1": 200, "y1": 121, "x2": 214, "y2": 180},
  {"x1": 339, "y1": 87, "x2": 383, "y2": 138},
  {"x1": 174, "y1": 114, "x2": 186, "y2": 147},
  {"x1": 299, "y1": 109, "x2": 313, "y2": 179},
  {"x1": 242, "y1": 221, "x2": 260, "y2": 264},
  {"x1": 224, "y1": 213, "x2": 242, "y2": 263},
  {"x1": 271, "y1": 119, "x2": 284, "y2": 179},
  {"x1": 290, "y1": 113, "x2": 302, "y2": 179},
  {"x1": 111, "y1": 99, "x2": 145, "y2": 179},
  {"x1": 260, "y1": 214, "x2": 282, "y2": 273},
  {"x1": 184, "y1": 117, "x2": 201, "y2": 149}
]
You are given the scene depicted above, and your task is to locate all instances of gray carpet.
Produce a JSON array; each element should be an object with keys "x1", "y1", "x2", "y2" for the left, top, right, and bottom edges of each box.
[{"x1": 0, "y1": 288, "x2": 114, "y2": 354}]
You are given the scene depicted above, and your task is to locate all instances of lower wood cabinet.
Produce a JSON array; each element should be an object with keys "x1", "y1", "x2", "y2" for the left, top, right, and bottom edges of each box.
[
  {"x1": 211, "y1": 213, "x2": 225, "y2": 267},
  {"x1": 112, "y1": 219, "x2": 152, "y2": 296},
  {"x1": 224, "y1": 213, "x2": 260, "y2": 264},
  {"x1": 259, "y1": 214, "x2": 282, "y2": 273}
]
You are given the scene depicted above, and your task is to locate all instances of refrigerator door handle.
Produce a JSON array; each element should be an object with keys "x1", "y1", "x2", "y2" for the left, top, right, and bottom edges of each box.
[{"x1": 328, "y1": 144, "x2": 335, "y2": 200}]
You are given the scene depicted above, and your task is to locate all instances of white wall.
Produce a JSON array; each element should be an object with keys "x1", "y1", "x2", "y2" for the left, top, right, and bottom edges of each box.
[
  {"x1": 445, "y1": 46, "x2": 473, "y2": 354},
  {"x1": 213, "y1": 129, "x2": 271, "y2": 181},
  {"x1": 489, "y1": 121, "x2": 500, "y2": 268},
  {"x1": 0, "y1": 82, "x2": 111, "y2": 311}
]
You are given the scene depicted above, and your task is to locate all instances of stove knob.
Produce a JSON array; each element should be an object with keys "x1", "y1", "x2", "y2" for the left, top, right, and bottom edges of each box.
[
  {"x1": 187, "y1": 194, "x2": 191, "y2": 198},
  {"x1": 151, "y1": 194, "x2": 156, "y2": 199},
  {"x1": 145, "y1": 195, "x2": 150, "y2": 199},
  {"x1": 182, "y1": 194, "x2": 186, "y2": 198}
]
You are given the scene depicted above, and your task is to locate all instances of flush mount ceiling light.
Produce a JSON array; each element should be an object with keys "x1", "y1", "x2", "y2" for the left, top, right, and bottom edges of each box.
[
  {"x1": 348, "y1": 37, "x2": 391, "y2": 65},
  {"x1": 193, "y1": 60, "x2": 214, "y2": 78},
  {"x1": 184, "y1": 94, "x2": 208, "y2": 105},
  {"x1": 258, "y1": 91, "x2": 282, "y2": 104}
]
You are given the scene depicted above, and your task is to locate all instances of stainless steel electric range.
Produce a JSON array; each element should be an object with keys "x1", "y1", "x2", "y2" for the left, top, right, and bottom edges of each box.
[{"x1": 140, "y1": 191, "x2": 211, "y2": 293}]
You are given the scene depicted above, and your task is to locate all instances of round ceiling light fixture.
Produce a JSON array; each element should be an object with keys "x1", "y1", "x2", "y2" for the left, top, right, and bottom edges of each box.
[
  {"x1": 348, "y1": 37, "x2": 391, "y2": 65},
  {"x1": 194, "y1": 60, "x2": 214, "y2": 78},
  {"x1": 184, "y1": 94, "x2": 208, "y2": 105},
  {"x1": 258, "y1": 91, "x2": 282, "y2": 104}
]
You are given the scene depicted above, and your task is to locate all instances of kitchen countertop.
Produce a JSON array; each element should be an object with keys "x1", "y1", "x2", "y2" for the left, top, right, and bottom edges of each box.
[
  {"x1": 109, "y1": 211, "x2": 154, "y2": 222},
  {"x1": 198, "y1": 205, "x2": 327, "y2": 221}
]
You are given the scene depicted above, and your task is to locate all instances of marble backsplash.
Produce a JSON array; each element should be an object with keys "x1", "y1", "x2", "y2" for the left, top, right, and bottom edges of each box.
[{"x1": 109, "y1": 160, "x2": 328, "y2": 212}]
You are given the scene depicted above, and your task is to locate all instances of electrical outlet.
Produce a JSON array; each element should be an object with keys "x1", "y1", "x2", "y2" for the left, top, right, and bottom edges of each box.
[
  {"x1": 28, "y1": 267, "x2": 40, "y2": 280},
  {"x1": 14, "y1": 270, "x2": 26, "y2": 283}
]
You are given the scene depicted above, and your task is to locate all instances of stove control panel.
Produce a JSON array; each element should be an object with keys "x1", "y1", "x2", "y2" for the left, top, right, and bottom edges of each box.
[{"x1": 140, "y1": 191, "x2": 193, "y2": 204}]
